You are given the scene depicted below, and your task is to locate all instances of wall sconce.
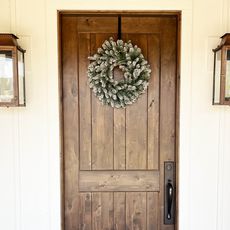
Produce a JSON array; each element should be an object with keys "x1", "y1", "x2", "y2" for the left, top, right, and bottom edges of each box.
[
  {"x1": 0, "y1": 34, "x2": 26, "y2": 107},
  {"x1": 213, "y1": 33, "x2": 230, "y2": 105}
]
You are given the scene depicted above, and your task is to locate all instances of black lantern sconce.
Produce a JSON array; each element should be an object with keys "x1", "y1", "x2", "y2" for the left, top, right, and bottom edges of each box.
[
  {"x1": 213, "y1": 33, "x2": 230, "y2": 105},
  {"x1": 0, "y1": 34, "x2": 26, "y2": 107}
]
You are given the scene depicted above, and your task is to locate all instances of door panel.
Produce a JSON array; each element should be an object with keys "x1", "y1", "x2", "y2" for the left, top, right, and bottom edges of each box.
[
  {"x1": 61, "y1": 14, "x2": 178, "y2": 230},
  {"x1": 79, "y1": 171, "x2": 160, "y2": 192}
]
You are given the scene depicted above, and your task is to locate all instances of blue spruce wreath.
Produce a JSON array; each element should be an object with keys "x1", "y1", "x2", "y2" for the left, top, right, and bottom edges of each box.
[{"x1": 87, "y1": 37, "x2": 151, "y2": 108}]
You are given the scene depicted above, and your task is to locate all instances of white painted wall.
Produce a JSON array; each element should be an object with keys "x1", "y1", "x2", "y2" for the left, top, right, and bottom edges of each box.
[{"x1": 0, "y1": 0, "x2": 230, "y2": 229}]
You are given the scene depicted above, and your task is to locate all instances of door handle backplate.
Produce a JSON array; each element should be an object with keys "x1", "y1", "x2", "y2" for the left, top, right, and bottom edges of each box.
[{"x1": 164, "y1": 161, "x2": 175, "y2": 225}]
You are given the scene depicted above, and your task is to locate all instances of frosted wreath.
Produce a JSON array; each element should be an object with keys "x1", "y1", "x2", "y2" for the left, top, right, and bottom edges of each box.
[{"x1": 87, "y1": 37, "x2": 151, "y2": 108}]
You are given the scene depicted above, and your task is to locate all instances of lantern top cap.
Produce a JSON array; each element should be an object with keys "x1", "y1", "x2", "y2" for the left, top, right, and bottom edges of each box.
[
  {"x1": 0, "y1": 33, "x2": 25, "y2": 52},
  {"x1": 0, "y1": 33, "x2": 18, "y2": 38},
  {"x1": 220, "y1": 33, "x2": 230, "y2": 47},
  {"x1": 220, "y1": 33, "x2": 230, "y2": 46},
  {"x1": 220, "y1": 33, "x2": 230, "y2": 38},
  {"x1": 213, "y1": 33, "x2": 230, "y2": 52}
]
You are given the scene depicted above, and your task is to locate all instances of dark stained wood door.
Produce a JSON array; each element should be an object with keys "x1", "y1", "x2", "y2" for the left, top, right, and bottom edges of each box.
[{"x1": 60, "y1": 13, "x2": 178, "y2": 230}]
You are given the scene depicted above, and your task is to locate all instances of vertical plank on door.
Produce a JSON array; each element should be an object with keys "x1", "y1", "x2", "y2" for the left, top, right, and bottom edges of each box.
[
  {"x1": 79, "y1": 193, "x2": 92, "y2": 230},
  {"x1": 160, "y1": 20, "x2": 176, "y2": 159},
  {"x1": 62, "y1": 16, "x2": 80, "y2": 229},
  {"x1": 91, "y1": 34, "x2": 114, "y2": 170},
  {"x1": 113, "y1": 33, "x2": 126, "y2": 170},
  {"x1": 147, "y1": 192, "x2": 159, "y2": 230},
  {"x1": 79, "y1": 33, "x2": 92, "y2": 170},
  {"x1": 159, "y1": 18, "x2": 177, "y2": 230},
  {"x1": 126, "y1": 34, "x2": 148, "y2": 170},
  {"x1": 92, "y1": 192, "x2": 114, "y2": 230},
  {"x1": 126, "y1": 192, "x2": 147, "y2": 230},
  {"x1": 147, "y1": 34, "x2": 160, "y2": 170},
  {"x1": 114, "y1": 192, "x2": 126, "y2": 230},
  {"x1": 114, "y1": 109, "x2": 126, "y2": 170}
]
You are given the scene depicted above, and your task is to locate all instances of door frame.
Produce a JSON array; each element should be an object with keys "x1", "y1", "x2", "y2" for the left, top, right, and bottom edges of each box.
[{"x1": 58, "y1": 10, "x2": 181, "y2": 230}]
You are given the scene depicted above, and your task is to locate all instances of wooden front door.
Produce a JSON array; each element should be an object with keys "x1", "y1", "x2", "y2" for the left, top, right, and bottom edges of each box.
[{"x1": 60, "y1": 12, "x2": 179, "y2": 230}]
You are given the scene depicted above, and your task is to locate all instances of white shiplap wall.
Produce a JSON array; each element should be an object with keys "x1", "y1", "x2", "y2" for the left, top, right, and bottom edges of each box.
[{"x1": 0, "y1": 0, "x2": 230, "y2": 230}]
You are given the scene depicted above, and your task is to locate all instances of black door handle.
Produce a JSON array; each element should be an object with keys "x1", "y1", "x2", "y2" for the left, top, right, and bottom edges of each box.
[
  {"x1": 164, "y1": 162, "x2": 175, "y2": 224},
  {"x1": 166, "y1": 180, "x2": 173, "y2": 220}
]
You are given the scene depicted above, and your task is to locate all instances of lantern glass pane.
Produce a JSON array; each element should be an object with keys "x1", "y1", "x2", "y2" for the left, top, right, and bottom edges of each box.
[
  {"x1": 18, "y1": 50, "x2": 25, "y2": 105},
  {"x1": 214, "y1": 49, "x2": 221, "y2": 104},
  {"x1": 225, "y1": 49, "x2": 230, "y2": 99},
  {"x1": 0, "y1": 50, "x2": 14, "y2": 103}
]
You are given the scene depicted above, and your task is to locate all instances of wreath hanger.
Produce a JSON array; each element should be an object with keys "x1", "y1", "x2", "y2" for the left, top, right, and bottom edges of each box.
[{"x1": 118, "y1": 15, "x2": 121, "y2": 40}]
